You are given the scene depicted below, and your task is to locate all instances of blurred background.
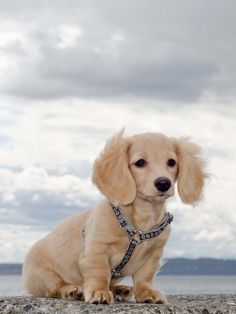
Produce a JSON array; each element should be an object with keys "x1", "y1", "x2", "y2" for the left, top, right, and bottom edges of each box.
[{"x1": 0, "y1": 0, "x2": 235, "y2": 295}]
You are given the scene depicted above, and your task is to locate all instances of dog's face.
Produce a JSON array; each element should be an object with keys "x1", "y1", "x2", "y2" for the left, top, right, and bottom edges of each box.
[
  {"x1": 128, "y1": 133, "x2": 178, "y2": 202},
  {"x1": 92, "y1": 131, "x2": 206, "y2": 206}
]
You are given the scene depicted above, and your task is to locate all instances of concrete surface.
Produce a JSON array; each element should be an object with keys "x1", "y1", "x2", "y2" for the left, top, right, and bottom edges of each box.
[{"x1": 0, "y1": 294, "x2": 235, "y2": 314}]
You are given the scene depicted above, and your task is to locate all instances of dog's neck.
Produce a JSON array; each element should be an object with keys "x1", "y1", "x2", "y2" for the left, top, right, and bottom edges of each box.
[{"x1": 124, "y1": 197, "x2": 166, "y2": 232}]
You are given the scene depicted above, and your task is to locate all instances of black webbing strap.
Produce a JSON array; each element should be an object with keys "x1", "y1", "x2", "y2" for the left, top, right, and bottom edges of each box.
[
  {"x1": 110, "y1": 204, "x2": 173, "y2": 278},
  {"x1": 111, "y1": 239, "x2": 138, "y2": 278}
]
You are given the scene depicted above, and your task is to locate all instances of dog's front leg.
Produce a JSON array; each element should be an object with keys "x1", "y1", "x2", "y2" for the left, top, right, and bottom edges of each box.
[
  {"x1": 132, "y1": 251, "x2": 166, "y2": 304},
  {"x1": 80, "y1": 252, "x2": 113, "y2": 304}
]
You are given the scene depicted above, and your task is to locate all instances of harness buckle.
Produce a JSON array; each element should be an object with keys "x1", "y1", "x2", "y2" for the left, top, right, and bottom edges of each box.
[{"x1": 131, "y1": 230, "x2": 143, "y2": 244}]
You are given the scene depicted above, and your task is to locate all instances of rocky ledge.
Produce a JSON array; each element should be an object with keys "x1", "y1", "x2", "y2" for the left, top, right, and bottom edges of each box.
[{"x1": 0, "y1": 295, "x2": 235, "y2": 314}]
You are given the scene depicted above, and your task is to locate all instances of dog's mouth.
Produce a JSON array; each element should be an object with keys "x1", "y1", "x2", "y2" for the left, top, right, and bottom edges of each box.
[
  {"x1": 137, "y1": 191, "x2": 171, "y2": 202},
  {"x1": 156, "y1": 193, "x2": 170, "y2": 198},
  {"x1": 156, "y1": 192, "x2": 172, "y2": 199},
  {"x1": 136, "y1": 188, "x2": 175, "y2": 203}
]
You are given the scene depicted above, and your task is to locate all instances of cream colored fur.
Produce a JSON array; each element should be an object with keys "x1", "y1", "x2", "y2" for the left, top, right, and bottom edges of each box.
[{"x1": 23, "y1": 131, "x2": 206, "y2": 304}]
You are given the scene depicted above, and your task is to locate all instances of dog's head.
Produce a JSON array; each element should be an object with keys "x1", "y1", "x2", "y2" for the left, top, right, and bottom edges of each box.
[{"x1": 92, "y1": 130, "x2": 207, "y2": 206}]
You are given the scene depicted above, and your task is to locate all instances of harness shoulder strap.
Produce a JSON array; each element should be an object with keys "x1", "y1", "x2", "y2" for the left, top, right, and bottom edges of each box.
[
  {"x1": 110, "y1": 204, "x2": 173, "y2": 278},
  {"x1": 110, "y1": 203, "x2": 136, "y2": 237},
  {"x1": 139, "y1": 212, "x2": 173, "y2": 241}
]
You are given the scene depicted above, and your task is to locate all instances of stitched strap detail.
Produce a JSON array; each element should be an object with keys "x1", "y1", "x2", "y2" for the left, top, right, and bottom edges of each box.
[
  {"x1": 111, "y1": 239, "x2": 138, "y2": 278},
  {"x1": 110, "y1": 203, "x2": 136, "y2": 237},
  {"x1": 138, "y1": 212, "x2": 173, "y2": 241},
  {"x1": 110, "y1": 204, "x2": 173, "y2": 279}
]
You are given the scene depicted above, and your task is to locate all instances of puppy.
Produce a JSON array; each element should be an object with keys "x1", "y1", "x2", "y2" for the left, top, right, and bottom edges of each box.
[{"x1": 23, "y1": 131, "x2": 206, "y2": 304}]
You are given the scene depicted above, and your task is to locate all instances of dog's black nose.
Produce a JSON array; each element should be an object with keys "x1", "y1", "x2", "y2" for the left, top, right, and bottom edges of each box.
[{"x1": 154, "y1": 177, "x2": 171, "y2": 192}]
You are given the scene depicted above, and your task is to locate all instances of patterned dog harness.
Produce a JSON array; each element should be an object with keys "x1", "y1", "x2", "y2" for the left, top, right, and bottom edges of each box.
[{"x1": 110, "y1": 203, "x2": 173, "y2": 279}]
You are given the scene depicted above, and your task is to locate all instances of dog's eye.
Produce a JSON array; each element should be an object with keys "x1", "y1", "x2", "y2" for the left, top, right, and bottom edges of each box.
[
  {"x1": 135, "y1": 159, "x2": 146, "y2": 168},
  {"x1": 167, "y1": 159, "x2": 176, "y2": 167}
]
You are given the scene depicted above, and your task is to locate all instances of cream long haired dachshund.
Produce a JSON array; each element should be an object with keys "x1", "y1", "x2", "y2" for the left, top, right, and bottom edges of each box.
[{"x1": 23, "y1": 131, "x2": 206, "y2": 304}]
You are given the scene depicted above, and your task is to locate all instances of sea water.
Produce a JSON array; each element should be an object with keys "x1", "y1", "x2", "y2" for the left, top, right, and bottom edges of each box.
[{"x1": 0, "y1": 275, "x2": 236, "y2": 296}]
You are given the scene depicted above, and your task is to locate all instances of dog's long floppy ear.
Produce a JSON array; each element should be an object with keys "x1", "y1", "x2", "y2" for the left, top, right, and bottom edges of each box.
[
  {"x1": 92, "y1": 130, "x2": 136, "y2": 206},
  {"x1": 172, "y1": 137, "x2": 207, "y2": 204}
]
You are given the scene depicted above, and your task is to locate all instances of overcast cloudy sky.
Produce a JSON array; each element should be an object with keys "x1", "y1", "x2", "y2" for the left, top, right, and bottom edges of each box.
[{"x1": 0, "y1": 0, "x2": 236, "y2": 262}]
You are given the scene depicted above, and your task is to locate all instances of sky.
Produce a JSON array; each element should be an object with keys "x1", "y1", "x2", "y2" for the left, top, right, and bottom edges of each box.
[{"x1": 0, "y1": 0, "x2": 236, "y2": 262}]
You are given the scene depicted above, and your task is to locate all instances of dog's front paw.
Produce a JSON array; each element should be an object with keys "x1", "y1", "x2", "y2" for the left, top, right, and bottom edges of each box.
[
  {"x1": 85, "y1": 289, "x2": 114, "y2": 304},
  {"x1": 111, "y1": 284, "x2": 133, "y2": 301},
  {"x1": 135, "y1": 288, "x2": 166, "y2": 304}
]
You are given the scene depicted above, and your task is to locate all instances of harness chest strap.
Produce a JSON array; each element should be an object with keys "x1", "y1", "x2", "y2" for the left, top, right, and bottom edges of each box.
[{"x1": 110, "y1": 203, "x2": 174, "y2": 278}]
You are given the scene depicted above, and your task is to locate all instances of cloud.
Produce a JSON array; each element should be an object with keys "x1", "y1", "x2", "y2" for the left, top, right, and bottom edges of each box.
[
  {"x1": 0, "y1": 1, "x2": 236, "y2": 262},
  {"x1": 0, "y1": 165, "x2": 100, "y2": 226},
  {"x1": 0, "y1": 101, "x2": 235, "y2": 261},
  {"x1": 0, "y1": 1, "x2": 235, "y2": 101},
  {"x1": 0, "y1": 224, "x2": 47, "y2": 263}
]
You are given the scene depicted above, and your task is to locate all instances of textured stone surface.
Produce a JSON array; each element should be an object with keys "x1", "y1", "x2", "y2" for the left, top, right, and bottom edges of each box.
[{"x1": 0, "y1": 295, "x2": 235, "y2": 314}]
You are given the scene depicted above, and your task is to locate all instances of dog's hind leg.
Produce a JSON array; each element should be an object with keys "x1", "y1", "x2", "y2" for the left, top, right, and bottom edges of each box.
[
  {"x1": 58, "y1": 283, "x2": 84, "y2": 300},
  {"x1": 23, "y1": 267, "x2": 83, "y2": 299}
]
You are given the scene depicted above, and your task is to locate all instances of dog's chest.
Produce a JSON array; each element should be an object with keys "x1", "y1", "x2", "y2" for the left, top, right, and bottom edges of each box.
[{"x1": 109, "y1": 226, "x2": 170, "y2": 276}]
